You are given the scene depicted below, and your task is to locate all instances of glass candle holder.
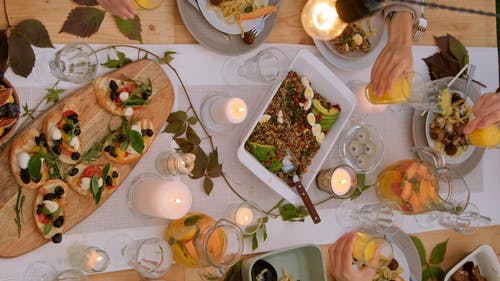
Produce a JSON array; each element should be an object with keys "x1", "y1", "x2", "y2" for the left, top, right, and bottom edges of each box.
[
  {"x1": 156, "y1": 151, "x2": 196, "y2": 176},
  {"x1": 316, "y1": 165, "x2": 357, "y2": 198},
  {"x1": 226, "y1": 202, "x2": 264, "y2": 235},
  {"x1": 201, "y1": 95, "x2": 248, "y2": 132},
  {"x1": 81, "y1": 247, "x2": 110, "y2": 273}
]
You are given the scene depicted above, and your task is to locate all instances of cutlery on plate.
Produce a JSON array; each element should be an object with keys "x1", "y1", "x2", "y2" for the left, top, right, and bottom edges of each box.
[
  {"x1": 242, "y1": 0, "x2": 282, "y2": 44},
  {"x1": 413, "y1": 17, "x2": 427, "y2": 42},
  {"x1": 460, "y1": 64, "x2": 475, "y2": 117},
  {"x1": 185, "y1": 0, "x2": 231, "y2": 41},
  {"x1": 282, "y1": 149, "x2": 321, "y2": 224}
]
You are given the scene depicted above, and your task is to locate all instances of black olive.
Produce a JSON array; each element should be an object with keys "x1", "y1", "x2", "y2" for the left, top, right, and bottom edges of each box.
[
  {"x1": 43, "y1": 193, "x2": 56, "y2": 200},
  {"x1": 53, "y1": 217, "x2": 64, "y2": 228},
  {"x1": 74, "y1": 126, "x2": 81, "y2": 136},
  {"x1": 55, "y1": 186, "x2": 65, "y2": 196},
  {"x1": 34, "y1": 136, "x2": 40, "y2": 146},
  {"x1": 71, "y1": 152, "x2": 81, "y2": 160},
  {"x1": 51, "y1": 233, "x2": 62, "y2": 243},
  {"x1": 105, "y1": 175, "x2": 113, "y2": 186},
  {"x1": 145, "y1": 129, "x2": 153, "y2": 137},
  {"x1": 141, "y1": 129, "x2": 147, "y2": 136},
  {"x1": 62, "y1": 123, "x2": 72, "y2": 134},
  {"x1": 104, "y1": 145, "x2": 112, "y2": 152},
  {"x1": 38, "y1": 133, "x2": 46, "y2": 144},
  {"x1": 36, "y1": 204, "x2": 44, "y2": 214},
  {"x1": 0, "y1": 105, "x2": 5, "y2": 116},
  {"x1": 109, "y1": 80, "x2": 119, "y2": 91},
  {"x1": 67, "y1": 114, "x2": 78, "y2": 123},
  {"x1": 20, "y1": 169, "x2": 31, "y2": 184},
  {"x1": 33, "y1": 177, "x2": 41, "y2": 183},
  {"x1": 112, "y1": 171, "x2": 119, "y2": 178},
  {"x1": 54, "y1": 138, "x2": 62, "y2": 144},
  {"x1": 109, "y1": 147, "x2": 116, "y2": 157},
  {"x1": 110, "y1": 90, "x2": 118, "y2": 101},
  {"x1": 5, "y1": 103, "x2": 19, "y2": 118},
  {"x1": 68, "y1": 167, "x2": 79, "y2": 176},
  {"x1": 117, "y1": 134, "x2": 126, "y2": 142},
  {"x1": 52, "y1": 145, "x2": 61, "y2": 155},
  {"x1": 47, "y1": 213, "x2": 54, "y2": 220},
  {"x1": 142, "y1": 90, "x2": 152, "y2": 100}
]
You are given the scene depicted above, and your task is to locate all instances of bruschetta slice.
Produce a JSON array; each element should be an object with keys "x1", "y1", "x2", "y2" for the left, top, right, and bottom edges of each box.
[
  {"x1": 66, "y1": 163, "x2": 120, "y2": 204},
  {"x1": 34, "y1": 179, "x2": 67, "y2": 243}
]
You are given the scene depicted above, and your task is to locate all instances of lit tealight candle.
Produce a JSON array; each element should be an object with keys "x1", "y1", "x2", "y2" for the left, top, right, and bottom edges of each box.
[
  {"x1": 312, "y1": 2, "x2": 337, "y2": 31},
  {"x1": 234, "y1": 206, "x2": 254, "y2": 226},
  {"x1": 131, "y1": 177, "x2": 192, "y2": 220},
  {"x1": 83, "y1": 247, "x2": 109, "y2": 272},
  {"x1": 210, "y1": 97, "x2": 248, "y2": 124},
  {"x1": 330, "y1": 166, "x2": 354, "y2": 196}
]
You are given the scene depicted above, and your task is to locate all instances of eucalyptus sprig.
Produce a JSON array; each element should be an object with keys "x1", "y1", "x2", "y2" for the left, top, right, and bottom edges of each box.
[
  {"x1": 411, "y1": 236, "x2": 449, "y2": 281},
  {"x1": 13, "y1": 186, "x2": 26, "y2": 238}
]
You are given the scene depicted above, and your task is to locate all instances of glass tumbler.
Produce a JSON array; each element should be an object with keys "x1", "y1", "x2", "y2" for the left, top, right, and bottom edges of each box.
[
  {"x1": 122, "y1": 238, "x2": 173, "y2": 278},
  {"x1": 49, "y1": 42, "x2": 98, "y2": 84}
]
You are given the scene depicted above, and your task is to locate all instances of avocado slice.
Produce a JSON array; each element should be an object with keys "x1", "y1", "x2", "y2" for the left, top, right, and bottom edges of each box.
[
  {"x1": 438, "y1": 87, "x2": 452, "y2": 116},
  {"x1": 312, "y1": 99, "x2": 339, "y2": 116},
  {"x1": 318, "y1": 112, "x2": 339, "y2": 131},
  {"x1": 246, "y1": 142, "x2": 283, "y2": 172}
]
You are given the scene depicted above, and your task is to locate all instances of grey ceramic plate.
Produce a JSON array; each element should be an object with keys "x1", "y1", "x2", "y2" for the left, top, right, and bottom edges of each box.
[
  {"x1": 411, "y1": 77, "x2": 485, "y2": 175},
  {"x1": 177, "y1": 0, "x2": 280, "y2": 56},
  {"x1": 391, "y1": 228, "x2": 422, "y2": 281}
]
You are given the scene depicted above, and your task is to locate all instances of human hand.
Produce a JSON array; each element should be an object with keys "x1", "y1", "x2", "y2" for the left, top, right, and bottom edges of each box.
[
  {"x1": 463, "y1": 91, "x2": 500, "y2": 134},
  {"x1": 329, "y1": 232, "x2": 376, "y2": 281},
  {"x1": 370, "y1": 12, "x2": 413, "y2": 96},
  {"x1": 97, "y1": 0, "x2": 136, "y2": 20}
]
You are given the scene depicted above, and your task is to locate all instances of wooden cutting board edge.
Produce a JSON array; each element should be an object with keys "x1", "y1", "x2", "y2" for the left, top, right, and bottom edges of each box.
[{"x1": 0, "y1": 59, "x2": 175, "y2": 258}]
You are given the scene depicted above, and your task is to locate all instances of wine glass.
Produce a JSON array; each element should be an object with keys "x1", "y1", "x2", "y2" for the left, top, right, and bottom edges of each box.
[
  {"x1": 221, "y1": 47, "x2": 289, "y2": 85},
  {"x1": 121, "y1": 238, "x2": 173, "y2": 278},
  {"x1": 336, "y1": 201, "x2": 403, "y2": 235},
  {"x1": 24, "y1": 262, "x2": 88, "y2": 281}
]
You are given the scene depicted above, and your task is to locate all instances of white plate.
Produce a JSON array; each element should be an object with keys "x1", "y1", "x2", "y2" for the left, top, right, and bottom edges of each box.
[
  {"x1": 444, "y1": 244, "x2": 500, "y2": 281},
  {"x1": 392, "y1": 242, "x2": 410, "y2": 281},
  {"x1": 237, "y1": 49, "x2": 356, "y2": 204},
  {"x1": 198, "y1": 0, "x2": 268, "y2": 34},
  {"x1": 424, "y1": 93, "x2": 476, "y2": 165},
  {"x1": 314, "y1": 14, "x2": 388, "y2": 71}
]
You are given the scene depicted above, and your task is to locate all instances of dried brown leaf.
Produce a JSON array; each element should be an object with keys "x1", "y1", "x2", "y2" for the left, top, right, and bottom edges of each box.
[
  {"x1": 73, "y1": 0, "x2": 99, "y2": 5},
  {"x1": 16, "y1": 19, "x2": 54, "y2": 48},
  {"x1": 8, "y1": 30, "x2": 35, "y2": 78},
  {"x1": 190, "y1": 146, "x2": 208, "y2": 180},
  {"x1": 0, "y1": 30, "x2": 8, "y2": 73},
  {"x1": 204, "y1": 177, "x2": 214, "y2": 195},
  {"x1": 59, "y1": 7, "x2": 105, "y2": 38}
]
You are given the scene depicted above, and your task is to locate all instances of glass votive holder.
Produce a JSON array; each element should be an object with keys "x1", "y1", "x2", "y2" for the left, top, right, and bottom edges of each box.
[
  {"x1": 71, "y1": 246, "x2": 109, "y2": 273},
  {"x1": 200, "y1": 95, "x2": 248, "y2": 133},
  {"x1": 226, "y1": 202, "x2": 264, "y2": 235},
  {"x1": 316, "y1": 165, "x2": 358, "y2": 199},
  {"x1": 156, "y1": 151, "x2": 195, "y2": 176}
]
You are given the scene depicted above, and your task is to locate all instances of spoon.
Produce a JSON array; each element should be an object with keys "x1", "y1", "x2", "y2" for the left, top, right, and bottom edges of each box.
[{"x1": 251, "y1": 259, "x2": 278, "y2": 281}]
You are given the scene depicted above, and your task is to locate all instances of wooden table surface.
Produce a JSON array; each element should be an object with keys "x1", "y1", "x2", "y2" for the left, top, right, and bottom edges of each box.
[{"x1": 1, "y1": 0, "x2": 498, "y2": 280}]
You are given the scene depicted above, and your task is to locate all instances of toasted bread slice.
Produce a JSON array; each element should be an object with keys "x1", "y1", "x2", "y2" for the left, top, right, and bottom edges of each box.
[
  {"x1": 102, "y1": 119, "x2": 155, "y2": 164},
  {"x1": 66, "y1": 163, "x2": 120, "y2": 199},
  {"x1": 9, "y1": 128, "x2": 49, "y2": 189},
  {"x1": 33, "y1": 179, "x2": 67, "y2": 243}
]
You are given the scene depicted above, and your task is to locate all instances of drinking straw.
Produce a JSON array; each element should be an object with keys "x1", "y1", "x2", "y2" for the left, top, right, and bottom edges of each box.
[{"x1": 447, "y1": 64, "x2": 470, "y2": 88}]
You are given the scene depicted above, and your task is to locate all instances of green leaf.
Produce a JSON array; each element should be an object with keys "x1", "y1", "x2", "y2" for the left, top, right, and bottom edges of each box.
[
  {"x1": 167, "y1": 111, "x2": 187, "y2": 123},
  {"x1": 190, "y1": 146, "x2": 208, "y2": 179},
  {"x1": 204, "y1": 177, "x2": 214, "y2": 195},
  {"x1": 15, "y1": 19, "x2": 54, "y2": 48},
  {"x1": 429, "y1": 239, "x2": 448, "y2": 264},
  {"x1": 410, "y1": 235, "x2": 427, "y2": 266},
  {"x1": 102, "y1": 163, "x2": 110, "y2": 184},
  {"x1": 244, "y1": 224, "x2": 260, "y2": 234},
  {"x1": 8, "y1": 29, "x2": 35, "y2": 77},
  {"x1": 422, "y1": 268, "x2": 431, "y2": 281},
  {"x1": 90, "y1": 173, "x2": 99, "y2": 196},
  {"x1": 163, "y1": 51, "x2": 176, "y2": 64},
  {"x1": 448, "y1": 34, "x2": 469, "y2": 69},
  {"x1": 279, "y1": 203, "x2": 298, "y2": 221},
  {"x1": 174, "y1": 138, "x2": 195, "y2": 153},
  {"x1": 73, "y1": 0, "x2": 99, "y2": 5},
  {"x1": 168, "y1": 237, "x2": 176, "y2": 245},
  {"x1": 52, "y1": 208, "x2": 62, "y2": 217},
  {"x1": 186, "y1": 125, "x2": 201, "y2": 145},
  {"x1": 27, "y1": 156, "x2": 42, "y2": 181},
  {"x1": 46, "y1": 88, "x2": 65, "y2": 104},
  {"x1": 174, "y1": 122, "x2": 187, "y2": 138},
  {"x1": 129, "y1": 130, "x2": 145, "y2": 154},
  {"x1": 95, "y1": 187, "x2": 103, "y2": 205},
  {"x1": 114, "y1": 16, "x2": 143, "y2": 43},
  {"x1": 59, "y1": 7, "x2": 106, "y2": 38},
  {"x1": 187, "y1": 116, "x2": 198, "y2": 125},
  {"x1": 101, "y1": 52, "x2": 132, "y2": 69},
  {"x1": 262, "y1": 223, "x2": 268, "y2": 241},
  {"x1": 207, "y1": 149, "x2": 222, "y2": 178},
  {"x1": 0, "y1": 30, "x2": 8, "y2": 73},
  {"x1": 252, "y1": 233, "x2": 258, "y2": 250},
  {"x1": 43, "y1": 223, "x2": 52, "y2": 235},
  {"x1": 164, "y1": 120, "x2": 184, "y2": 134},
  {"x1": 429, "y1": 266, "x2": 445, "y2": 280},
  {"x1": 184, "y1": 215, "x2": 202, "y2": 226}
]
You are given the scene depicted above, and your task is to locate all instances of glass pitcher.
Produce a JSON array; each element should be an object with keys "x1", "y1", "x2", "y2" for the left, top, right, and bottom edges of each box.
[
  {"x1": 164, "y1": 213, "x2": 244, "y2": 269},
  {"x1": 376, "y1": 146, "x2": 470, "y2": 215}
]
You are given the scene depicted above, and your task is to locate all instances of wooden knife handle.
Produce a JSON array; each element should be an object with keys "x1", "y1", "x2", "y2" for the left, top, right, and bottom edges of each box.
[{"x1": 294, "y1": 181, "x2": 321, "y2": 224}]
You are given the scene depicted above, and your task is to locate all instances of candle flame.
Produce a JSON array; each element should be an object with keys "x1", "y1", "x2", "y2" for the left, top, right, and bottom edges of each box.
[
  {"x1": 97, "y1": 256, "x2": 103, "y2": 262},
  {"x1": 312, "y1": 2, "x2": 338, "y2": 31},
  {"x1": 175, "y1": 198, "x2": 182, "y2": 204}
]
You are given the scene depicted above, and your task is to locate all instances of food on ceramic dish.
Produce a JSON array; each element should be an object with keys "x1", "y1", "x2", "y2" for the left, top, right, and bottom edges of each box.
[
  {"x1": 278, "y1": 267, "x2": 296, "y2": 281},
  {"x1": 373, "y1": 258, "x2": 405, "y2": 281},
  {"x1": 102, "y1": 118, "x2": 155, "y2": 164},
  {"x1": 450, "y1": 261, "x2": 487, "y2": 281},
  {"x1": 10, "y1": 128, "x2": 50, "y2": 189},
  {"x1": 93, "y1": 76, "x2": 153, "y2": 117},
  {"x1": 245, "y1": 71, "x2": 341, "y2": 187},
  {"x1": 66, "y1": 163, "x2": 120, "y2": 203},
  {"x1": 42, "y1": 103, "x2": 82, "y2": 164},
  {"x1": 34, "y1": 179, "x2": 67, "y2": 244},
  {"x1": 328, "y1": 22, "x2": 373, "y2": 54},
  {"x1": 429, "y1": 89, "x2": 472, "y2": 156},
  {"x1": 0, "y1": 84, "x2": 20, "y2": 143}
]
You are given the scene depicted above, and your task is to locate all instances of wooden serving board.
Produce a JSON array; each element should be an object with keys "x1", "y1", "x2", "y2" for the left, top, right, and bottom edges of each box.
[{"x1": 0, "y1": 59, "x2": 174, "y2": 257}]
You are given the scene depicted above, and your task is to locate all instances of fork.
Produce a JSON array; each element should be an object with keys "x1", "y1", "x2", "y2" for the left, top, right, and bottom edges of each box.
[
  {"x1": 413, "y1": 17, "x2": 427, "y2": 42},
  {"x1": 185, "y1": 0, "x2": 231, "y2": 41}
]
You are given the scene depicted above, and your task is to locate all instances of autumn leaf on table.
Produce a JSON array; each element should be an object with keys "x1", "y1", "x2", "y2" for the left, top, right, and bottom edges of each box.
[
  {"x1": 60, "y1": 7, "x2": 106, "y2": 38},
  {"x1": 115, "y1": 16, "x2": 143, "y2": 43},
  {"x1": 72, "y1": 0, "x2": 99, "y2": 5},
  {"x1": 423, "y1": 34, "x2": 469, "y2": 80}
]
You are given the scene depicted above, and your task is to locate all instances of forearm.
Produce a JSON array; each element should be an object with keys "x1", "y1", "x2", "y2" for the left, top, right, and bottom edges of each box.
[{"x1": 386, "y1": 12, "x2": 413, "y2": 47}]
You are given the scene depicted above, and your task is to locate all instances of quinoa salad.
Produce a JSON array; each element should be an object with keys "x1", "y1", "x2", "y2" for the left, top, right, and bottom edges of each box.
[{"x1": 245, "y1": 71, "x2": 341, "y2": 187}]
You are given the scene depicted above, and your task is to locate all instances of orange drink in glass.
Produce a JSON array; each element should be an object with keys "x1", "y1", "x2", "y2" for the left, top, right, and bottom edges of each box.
[
  {"x1": 352, "y1": 232, "x2": 393, "y2": 269},
  {"x1": 134, "y1": 0, "x2": 163, "y2": 9},
  {"x1": 366, "y1": 74, "x2": 411, "y2": 104},
  {"x1": 468, "y1": 123, "x2": 500, "y2": 148}
]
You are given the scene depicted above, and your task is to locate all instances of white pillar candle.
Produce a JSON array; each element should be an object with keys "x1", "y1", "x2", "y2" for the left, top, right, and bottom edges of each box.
[
  {"x1": 234, "y1": 206, "x2": 254, "y2": 226},
  {"x1": 210, "y1": 97, "x2": 248, "y2": 124},
  {"x1": 131, "y1": 178, "x2": 192, "y2": 220},
  {"x1": 330, "y1": 167, "x2": 353, "y2": 196}
]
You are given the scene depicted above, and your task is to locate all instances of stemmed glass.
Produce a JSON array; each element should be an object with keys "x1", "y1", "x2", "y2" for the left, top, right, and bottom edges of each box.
[{"x1": 24, "y1": 262, "x2": 88, "y2": 281}]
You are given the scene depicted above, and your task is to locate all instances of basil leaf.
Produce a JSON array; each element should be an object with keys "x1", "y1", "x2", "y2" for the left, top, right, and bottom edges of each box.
[
  {"x1": 120, "y1": 96, "x2": 147, "y2": 106},
  {"x1": 52, "y1": 208, "x2": 62, "y2": 217},
  {"x1": 429, "y1": 240, "x2": 448, "y2": 264},
  {"x1": 42, "y1": 207, "x2": 51, "y2": 214},
  {"x1": 95, "y1": 187, "x2": 103, "y2": 205},
  {"x1": 119, "y1": 140, "x2": 128, "y2": 151},
  {"x1": 129, "y1": 130, "x2": 144, "y2": 154},
  {"x1": 102, "y1": 163, "x2": 110, "y2": 185},
  {"x1": 43, "y1": 223, "x2": 52, "y2": 235},
  {"x1": 90, "y1": 173, "x2": 99, "y2": 196},
  {"x1": 184, "y1": 215, "x2": 202, "y2": 226},
  {"x1": 28, "y1": 156, "x2": 42, "y2": 181}
]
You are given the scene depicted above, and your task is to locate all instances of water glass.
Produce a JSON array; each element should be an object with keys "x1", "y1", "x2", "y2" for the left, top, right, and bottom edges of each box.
[
  {"x1": 438, "y1": 203, "x2": 491, "y2": 234},
  {"x1": 337, "y1": 201, "x2": 403, "y2": 234},
  {"x1": 49, "y1": 42, "x2": 98, "y2": 84},
  {"x1": 238, "y1": 47, "x2": 288, "y2": 83},
  {"x1": 122, "y1": 238, "x2": 173, "y2": 278}
]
